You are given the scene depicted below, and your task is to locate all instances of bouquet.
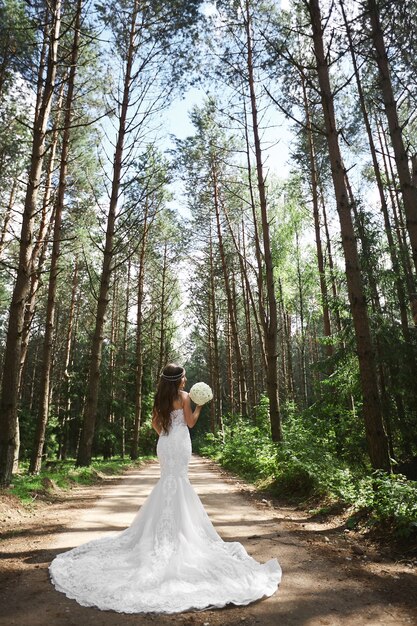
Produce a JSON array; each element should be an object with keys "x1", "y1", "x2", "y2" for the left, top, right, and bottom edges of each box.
[{"x1": 189, "y1": 382, "x2": 213, "y2": 406}]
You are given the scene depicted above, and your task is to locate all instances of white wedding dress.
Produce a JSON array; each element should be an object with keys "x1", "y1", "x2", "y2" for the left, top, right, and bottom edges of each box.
[{"x1": 49, "y1": 408, "x2": 282, "y2": 613}]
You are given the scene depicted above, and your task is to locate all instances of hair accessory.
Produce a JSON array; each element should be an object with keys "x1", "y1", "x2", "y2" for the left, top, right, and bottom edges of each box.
[{"x1": 160, "y1": 368, "x2": 185, "y2": 381}]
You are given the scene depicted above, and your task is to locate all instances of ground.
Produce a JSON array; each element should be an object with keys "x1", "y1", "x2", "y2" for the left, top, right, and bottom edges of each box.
[{"x1": 0, "y1": 456, "x2": 416, "y2": 626}]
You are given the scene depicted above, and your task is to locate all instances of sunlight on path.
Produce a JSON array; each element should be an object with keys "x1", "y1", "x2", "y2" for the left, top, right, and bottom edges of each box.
[
  {"x1": 51, "y1": 462, "x2": 160, "y2": 550},
  {"x1": 51, "y1": 456, "x2": 278, "y2": 551}
]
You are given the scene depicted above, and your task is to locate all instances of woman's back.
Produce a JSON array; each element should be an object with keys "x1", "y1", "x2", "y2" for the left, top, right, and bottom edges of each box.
[{"x1": 156, "y1": 407, "x2": 191, "y2": 479}]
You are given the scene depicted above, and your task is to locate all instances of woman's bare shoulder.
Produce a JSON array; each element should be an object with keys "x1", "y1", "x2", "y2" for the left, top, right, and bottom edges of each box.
[
  {"x1": 179, "y1": 390, "x2": 190, "y2": 403},
  {"x1": 172, "y1": 391, "x2": 189, "y2": 410}
]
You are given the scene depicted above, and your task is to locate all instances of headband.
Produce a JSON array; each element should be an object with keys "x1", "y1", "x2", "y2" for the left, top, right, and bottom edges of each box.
[{"x1": 160, "y1": 368, "x2": 185, "y2": 381}]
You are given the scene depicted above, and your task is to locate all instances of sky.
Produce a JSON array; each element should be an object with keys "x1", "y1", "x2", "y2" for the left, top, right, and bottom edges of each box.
[
  {"x1": 162, "y1": 85, "x2": 293, "y2": 220},
  {"x1": 164, "y1": 86, "x2": 293, "y2": 172},
  {"x1": 94, "y1": 0, "x2": 294, "y2": 220},
  {"x1": 160, "y1": 80, "x2": 294, "y2": 361},
  {"x1": 159, "y1": 0, "x2": 294, "y2": 217},
  {"x1": 91, "y1": 0, "x2": 295, "y2": 358}
]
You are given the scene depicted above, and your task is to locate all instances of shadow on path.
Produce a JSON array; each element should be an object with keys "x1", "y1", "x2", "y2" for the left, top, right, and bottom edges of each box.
[{"x1": 0, "y1": 455, "x2": 416, "y2": 626}]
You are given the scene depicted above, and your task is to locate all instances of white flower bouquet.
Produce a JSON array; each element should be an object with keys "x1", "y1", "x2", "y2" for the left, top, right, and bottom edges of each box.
[{"x1": 189, "y1": 382, "x2": 213, "y2": 406}]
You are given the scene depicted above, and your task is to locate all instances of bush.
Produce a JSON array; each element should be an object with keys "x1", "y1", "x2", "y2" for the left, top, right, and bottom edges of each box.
[
  {"x1": 195, "y1": 399, "x2": 417, "y2": 537},
  {"x1": 354, "y1": 471, "x2": 417, "y2": 537}
]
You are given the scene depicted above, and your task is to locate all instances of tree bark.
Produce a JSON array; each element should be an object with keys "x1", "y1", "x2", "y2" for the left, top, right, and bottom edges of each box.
[
  {"x1": 30, "y1": 0, "x2": 82, "y2": 474},
  {"x1": 307, "y1": 0, "x2": 391, "y2": 471},
  {"x1": 207, "y1": 264, "x2": 215, "y2": 432},
  {"x1": 244, "y1": 0, "x2": 282, "y2": 440},
  {"x1": 226, "y1": 312, "x2": 234, "y2": 412},
  {"x1": 77, "y1": 1, "x2": 139, "y2": 467},
  {"x1": 239, "y1": 224, "x2": 256, "y2": 409},
  {"x1": 208, "y1": 216, "x2": 222, "y2": 430},
  {"x1": 376, "y1": 119, "x2": 417, "y2": 324},
  {"x1": 295, "y1": 229, "x2": 308, "y2": 405},
  {"x1": 278, "y1": 277, "x2": 295, "y2": 401},
  {"x1": 120, "y1": 256, "x2": 131, "y2": 459},
  {"x1": 58, "y1": 261, "x2": 78, "y2": 460},
  {"x1": 319, "y1": 188, "x2": 342, "y2": 334},
  {"x1": 19, "y1": 75, "x2": 66, "y2": 391},
  {"x1": 0, "y1": 0, "x2": 62, "y2": 486},
  {"x1": 301, "y1": 74, "x2": 333, "y2": 360},
  {"x1": 157, "y1": 241, "x2": 168, "y2": 376},
  {"x1": 341, "y1": 0, "x2": 417, "y2": 346},
  {"x1": 131, "y1": 203, "x2": 149, "y2": 460},
  {"x1": 0, "y1": 180, "x2": 17, "y2": 260},
  {"x1": 367, "y1": 0, "x2": 417, "y2": 278},
  {"x1": 212, "y1": 164, "x2": 248, "y2": 416}
]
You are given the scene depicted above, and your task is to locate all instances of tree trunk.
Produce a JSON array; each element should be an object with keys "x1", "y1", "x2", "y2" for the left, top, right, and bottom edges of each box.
[
  {"x1": 0, "y1": 0, "x2": 62, "y2": 486},
  {"x1": 226, "y1": 313, "x2": 234, "y2": 412},
  {"x1": 157, "y1": 242, "x2": 168, "y2": 376},
  {"x1": 301, "y1": 75, "x2": 333, "y2": 359},
  {"x1": 241, "y1": 98, "x2": 271, "y2": 395},
  {"x1": 307, "y1": 0, "x2": 391, "y2": 471},
  {"x1": 295, "y1": 229, "x2": 308, "y2": 405},
  {"x1": 131, "y1": 204, "x2": 149, "y2": 460},
  {"x1": 208, "y1": 217, "x2": 222, "y2": 430},
  {"x1": 212, "y1": 164, "x2": 247, "y2": 416},
  {"x1": 367, "y1": 0, "x2": 417, "y2": 278},
  {"x1": 58, "y1": 261, "x2": 78, "y2": 460},
  {"x1": 244, "y1": 0, "x2": 282, "y2": 440},
  {"x1": 30, "y1": 0, "x2": 82, "y2": 474},
  {"x1": 239, "y1": 224, "x2": 256, "y2": 410},
  {"x1": 15, "y1": 55, "x2": 64, "y2": 472},
  {"x1": 19, "y1": 75, "x2": 66, "y2": 390},
  {"x1": 341, "y1": 0, "x2": 417, "y2": 349},
  {"x1": 207, "y1": 268, "x2": 215, "y2": 432},
  {"x1": 120, "y1": 256, "x2": 131, "y2": 459},
  {"x1": 320, "y1": 188, "x2": 342, "y2": 334},
  {"x1": 103, "y1": 277, "x2": 118, "y2": 461},
  {"x1": 0, "y1": 180, "x2": 17, "y2": 260},
  {"x1": 278, "y1": 276, "x2": 295, "y2": 402},
  {"x1": 222, "y1": 196, "x2": 267, "y2": 373},
  {"x1": 77, "y1": 0, "x2": 139, "y2": 467},
  {"x1": 376, "y1": 119, "x2": 417, "y2": 324},
  {"x1": 230, "y1": 268, "x2": 243, "y2": 413}
]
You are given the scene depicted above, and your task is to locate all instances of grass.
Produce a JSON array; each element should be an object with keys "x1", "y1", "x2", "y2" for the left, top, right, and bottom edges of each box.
[
  {"x1": 194, "y1": 411, "x2": 417, "y2": 539},
  {"x1": 7, "y1": 455, "x2": 154, "y2": 504}
]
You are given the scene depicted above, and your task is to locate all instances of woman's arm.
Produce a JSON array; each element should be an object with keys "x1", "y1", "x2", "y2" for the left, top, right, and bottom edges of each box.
[
  {"x1": 181, "y1": 391, "x2": 202, "y2": 428},
  {"x1": 152, "y1": 408, "x2": 162, "y2": 435}
]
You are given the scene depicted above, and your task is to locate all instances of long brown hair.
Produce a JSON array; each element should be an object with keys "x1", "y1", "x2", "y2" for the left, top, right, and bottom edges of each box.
[{"x1": 153, "y1": 363, "x2": 185, "y2": 434}]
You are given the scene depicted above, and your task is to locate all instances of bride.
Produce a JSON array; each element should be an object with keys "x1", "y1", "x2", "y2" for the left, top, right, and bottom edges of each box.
[{"x1": 49, "y1": 363, "x2": 282, "y2": 614}]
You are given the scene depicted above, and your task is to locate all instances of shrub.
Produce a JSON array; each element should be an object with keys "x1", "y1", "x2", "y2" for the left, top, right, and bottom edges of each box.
[{"x1": 195, "y1": 399, "x2": 417, "y2": 537}]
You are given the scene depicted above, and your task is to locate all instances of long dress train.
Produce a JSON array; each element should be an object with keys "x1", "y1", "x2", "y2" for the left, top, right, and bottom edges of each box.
[{"x1": 49, "y1": 408, "x2": 282, "y2": 613}]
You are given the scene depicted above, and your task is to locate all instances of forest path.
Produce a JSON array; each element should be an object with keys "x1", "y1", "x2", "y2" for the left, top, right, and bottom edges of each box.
[{"x1": 1, "y1": 455, "x2": 416, "y2": 626}]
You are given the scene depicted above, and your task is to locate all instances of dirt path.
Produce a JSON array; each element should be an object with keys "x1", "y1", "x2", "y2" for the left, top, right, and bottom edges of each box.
[{"x1": 0, "y1": 456, "x2": 416, "y2": 626}]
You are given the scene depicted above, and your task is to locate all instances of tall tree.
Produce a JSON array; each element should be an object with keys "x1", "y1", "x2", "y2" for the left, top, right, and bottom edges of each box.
[
  {"x1": 0, "y1": 0, "x2": 62, "y2": 486},
  {"x1": 77, "y1": 0, "x2": 204, "y2": 466},
  {"x1": 242, "y1": 0, "x2": 282, "y2": 440},
  {"x1": 366, "y1": 0, "x2": 417, "y2": 279},
  {"x1": 30, "y1": 0, "x2": 83, "y2": 474},
  {"x1": 306, "y1": 0, "x2": 391, "y2": 471}
]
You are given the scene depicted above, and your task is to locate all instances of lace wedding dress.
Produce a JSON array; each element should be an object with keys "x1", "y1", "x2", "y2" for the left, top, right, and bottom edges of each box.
[{"x1": 49, "y1": 409, "x2": 282, "y2": 613}]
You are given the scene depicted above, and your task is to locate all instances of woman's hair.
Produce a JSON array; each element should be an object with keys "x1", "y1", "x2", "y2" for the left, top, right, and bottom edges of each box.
[{"x1": 153, "y1": 363, "x2": 185, "y2": 434}]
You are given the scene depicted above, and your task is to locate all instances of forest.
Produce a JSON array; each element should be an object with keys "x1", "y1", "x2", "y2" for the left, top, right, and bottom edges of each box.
[{"x1": 0, "y1": 0, "x2": 416, "y2": 538}]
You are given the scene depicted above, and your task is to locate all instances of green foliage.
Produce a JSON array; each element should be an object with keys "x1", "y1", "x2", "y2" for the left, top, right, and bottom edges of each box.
[
  {"x1": 195, "y1": 398, "x2": 417, "y2": 538},
  {"x1": 137, "y1": 394, "x2": 158, "y2": 456},
  {"x1": 0, "y1": 0, "x2": 36, "y2": 86},
  {"x1": 18, "y1": 408, "x2": 60, "y2": 462},
  {"x1": 95, "y1": 0, "x2": 205, "y2": 89},
  {"x1": 348, "y1": 472, "x2": 417, "y2": 538}
]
